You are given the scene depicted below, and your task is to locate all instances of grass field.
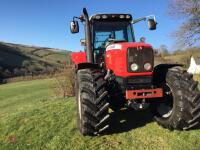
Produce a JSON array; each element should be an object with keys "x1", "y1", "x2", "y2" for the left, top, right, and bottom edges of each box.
[{"x1": 0, "y1": 78, "x2": 200, "y2": 150}]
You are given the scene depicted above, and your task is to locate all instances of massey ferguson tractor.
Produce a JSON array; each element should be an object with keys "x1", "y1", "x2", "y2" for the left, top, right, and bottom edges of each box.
[{"x1": 70, "y1": 8, "x2": 200, "y2": 135}]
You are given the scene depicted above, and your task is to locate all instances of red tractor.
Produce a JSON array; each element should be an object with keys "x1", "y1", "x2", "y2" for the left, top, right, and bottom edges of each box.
[{"x1": 70, "y1": 8, "x2": 200, "y2": 136}]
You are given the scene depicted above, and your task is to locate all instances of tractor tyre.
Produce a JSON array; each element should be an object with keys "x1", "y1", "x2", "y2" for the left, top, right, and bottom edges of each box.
[
  {"x1": 107, "y1": 81, "x2": 125, "y2": 111},
  {"x1": 108, "y1": 95, "x2": 125, "y2": 112},
  {"x1": 75, "y1": 69, "x2": 110, "y2": 135},
  {"x1": 153, "y1": 67, "x2": 200, "y2": 130}
]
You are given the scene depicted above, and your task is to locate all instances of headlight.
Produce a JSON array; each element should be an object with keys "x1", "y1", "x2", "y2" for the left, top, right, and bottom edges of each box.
[
  {"x1": 102, "y1": 15, "x2": 108, "y2": 19},
  {"x1": 126, "y1": 15, "x2": 131, "y2": 19},
  {"x1": 95, "y1": 15, "x2": 101, "y2": 19},
  {"x1": 131, "y1": 63, "x2": 139, "y2": 71},
  {"x1": 144, "y1": 63, "x2": 152, "y2": 71},
  {"x1": 119, "y1": 15, "x2": 125, "y2": 19}
]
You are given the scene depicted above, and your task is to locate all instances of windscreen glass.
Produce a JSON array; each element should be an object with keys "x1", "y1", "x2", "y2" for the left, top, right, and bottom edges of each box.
[{"x1": 93, "y1": 22, "x2": 135, "y2": 50}]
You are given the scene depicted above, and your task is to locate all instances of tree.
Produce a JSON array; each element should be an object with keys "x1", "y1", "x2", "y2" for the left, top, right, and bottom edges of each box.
[
  {"x1": 22, "y1": 60, "x2": 31, "y2": 68},
  {"x1": 3, "y1": 69, "x2": 11, "y2": 78},
  {"x1": 168, "y1": 0, "x2": 200, "y2": 47},
  {"x1": 0, "y1": 66, "x2": 3, "y2": 73},
  {"x1": 159, "y1": 45, "x2": 169, "y2": 57},
  {"x1": 0, "y1": 66, "x2": 3, "y2": 79},
  {"x1": 13, "y1": 68, "x2": 22, "y2": 76},
  {"x1": 20, "y1": 68, "x2": 28, "y2": 77},
  {"x1": 154, "y1": 48, "x2": 159, "y2": 55}
]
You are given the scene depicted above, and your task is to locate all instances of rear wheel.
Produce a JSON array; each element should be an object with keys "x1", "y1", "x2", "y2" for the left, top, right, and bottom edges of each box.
[
  {"x1": 75, "y1": 69, "x2": 110, "y2": 135},
  {"x1": 153, "y1": 67, "x2": 200, "y2": 130}
]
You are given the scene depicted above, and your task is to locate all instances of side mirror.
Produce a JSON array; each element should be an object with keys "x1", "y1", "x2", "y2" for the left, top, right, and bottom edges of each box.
[
  {"x1": 80, "y1": 39, "x2": 86, "y2": 46},
  {"x1": 148, "y1": 19, "x2": 157, "y2": 30},
  {"x1": 70, "y1": 21, "x2": 79, "y2": 33}
]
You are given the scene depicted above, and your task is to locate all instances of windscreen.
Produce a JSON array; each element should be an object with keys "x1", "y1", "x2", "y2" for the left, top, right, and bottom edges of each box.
[{"x1": 93, "y1": 21, "x2": 135, "y2": 51}]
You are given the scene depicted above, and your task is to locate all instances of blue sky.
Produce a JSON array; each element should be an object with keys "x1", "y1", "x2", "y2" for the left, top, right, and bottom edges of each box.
[{"x1": 0, "y1": 0, "x2": 182, "y2": 51}]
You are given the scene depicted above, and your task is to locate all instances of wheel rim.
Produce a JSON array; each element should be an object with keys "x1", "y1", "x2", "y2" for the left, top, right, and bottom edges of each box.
[
  {"x1": 157, "y1": 83, "x2": 173, "y2": 118},
  {"x1": 78, "y1": 88, "x2": 82, "y2": 120}
]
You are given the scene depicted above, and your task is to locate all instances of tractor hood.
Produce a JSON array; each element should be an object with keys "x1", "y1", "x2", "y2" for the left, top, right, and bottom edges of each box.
[
  {"x1": 106, "y1": 42, "x2": 153, "y2": 51},
  {"x1": 105, "y1": 42, "x2": 154, "y2": 77}
]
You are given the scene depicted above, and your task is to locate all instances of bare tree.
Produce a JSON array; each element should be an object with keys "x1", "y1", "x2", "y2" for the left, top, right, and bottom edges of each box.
[
  {"x1": 3, "y1": 69, "x2": 12, "y2": 78},
  {"x1": 0, "y1": 66, "x2": 3, "y2": 74},
  {"x1": 159, "y1": 45, "x2": 169, "y2": 57},
  {"x1": 168, "y1": 0, "x2": 200, "y2": 47},
  {"x1": 13, "y1": 68, "x2": 21, "y2": 76},
  {"x1": 22, "y1": 60, "x2": 31, "y2": 68}
]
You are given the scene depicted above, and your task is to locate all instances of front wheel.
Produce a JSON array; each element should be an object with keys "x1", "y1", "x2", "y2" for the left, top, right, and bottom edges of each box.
[
  {"x1": 154, "y1": 67, "x2": 200, "y2": 130},
  {"x1": 75, "y1": 69, "x2": 110, "y2": 135}
]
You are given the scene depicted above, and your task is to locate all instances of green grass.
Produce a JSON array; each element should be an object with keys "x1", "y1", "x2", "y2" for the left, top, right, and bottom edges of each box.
[{"x1": 0, "y1": 79, "x2": 200, "y2": 150}]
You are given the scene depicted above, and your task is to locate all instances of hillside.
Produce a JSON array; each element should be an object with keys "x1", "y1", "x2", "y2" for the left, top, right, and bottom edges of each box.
[
  {"x1": 155, "y1": 48, "x2": 200, "y2": 67},
  {"x1": 0, "y1": 42, "x2": 70, "y2": 79},
  {"x1": 0, "y1": 78, "x2": 200, "y2": 150}
]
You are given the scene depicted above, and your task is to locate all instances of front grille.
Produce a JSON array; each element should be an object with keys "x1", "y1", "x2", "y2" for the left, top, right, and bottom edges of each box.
[
  {"x1": 127, "y1": 47, "x2": 154, "y2": 72},
  {"x1": 115, "y1": 76, "x2": 153, "y2": 91},
  {"x1": 127, "y1": 76, "x2": 152, "y2": 84}
]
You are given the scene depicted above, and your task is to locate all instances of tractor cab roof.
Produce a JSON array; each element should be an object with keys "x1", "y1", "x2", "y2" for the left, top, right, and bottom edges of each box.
[{"x1": 90, "y1": 14, "x2": 133, "y2": 22}]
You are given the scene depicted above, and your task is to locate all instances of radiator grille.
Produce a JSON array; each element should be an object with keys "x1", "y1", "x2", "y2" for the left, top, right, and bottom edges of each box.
[{"x1": 127, "y1": 47, "x2": 154, "y2": 72}]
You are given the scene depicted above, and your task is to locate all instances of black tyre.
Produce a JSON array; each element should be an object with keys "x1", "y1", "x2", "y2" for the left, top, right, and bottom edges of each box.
[
  {"x1": 75, "y1": 69, "x2": 110, "y2": 135},
  {"x1": 107, "y1": 95, "x2": 125, "y2": 111},
  {"x1": 153, "y1": 67, "x2": 200, "y2": 130},
  {"x1": 107, "y1": 81, "x2": 125, "y2": 111}
]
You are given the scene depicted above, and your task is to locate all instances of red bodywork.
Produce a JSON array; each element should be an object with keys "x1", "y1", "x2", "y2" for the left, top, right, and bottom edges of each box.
[
  {"x1": 71, "y1": 42, "x2": 153, "y2": 77},
  {"x1": 71, "y1": 51, "x2": 87, "y2": 65},
  {"x1": 105, "y1": 42, "x2": 153, "y2": 77},
  {"x1": 71, "y1": 42, "x2": 163, "y2": 100},
  {"x1": 126, "y1": 88, "x2": 163, "y2": 99}
]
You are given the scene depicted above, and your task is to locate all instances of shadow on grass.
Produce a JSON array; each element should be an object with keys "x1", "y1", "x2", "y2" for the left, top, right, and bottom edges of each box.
[{"x1": 107, "y1": 108, "x2": 154, "y2": 135}]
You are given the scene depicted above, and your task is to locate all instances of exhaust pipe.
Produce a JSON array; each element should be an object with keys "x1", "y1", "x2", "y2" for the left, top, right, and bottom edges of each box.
[{"x1": 83, "y1": 8, "x2": 94, "y2": 63}]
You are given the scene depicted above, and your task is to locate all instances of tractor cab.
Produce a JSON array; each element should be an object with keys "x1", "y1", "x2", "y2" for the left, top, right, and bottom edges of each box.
[
  {"x1": 70, "y1": 9, "x2": 157, "y2": 65},
  {"x1": 90, "y1": 14, "x2": 135, "y2": 63}
]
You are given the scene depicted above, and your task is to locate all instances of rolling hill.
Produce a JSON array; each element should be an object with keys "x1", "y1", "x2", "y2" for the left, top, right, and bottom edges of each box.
[
  {"x1": 156, "y1": 47, "x2": 200, "y2": 66},
  {"x1": 0, "y1": 42, "x2": 70, "y2": 80},
  {"x1": 0, "y1": 40, "x2": 199, "y2": 82}
]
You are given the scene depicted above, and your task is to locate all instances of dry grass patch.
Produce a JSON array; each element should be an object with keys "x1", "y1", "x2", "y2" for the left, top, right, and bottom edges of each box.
[{"x1": 52, "y1": 67, "x2": 75, "y2": 98}]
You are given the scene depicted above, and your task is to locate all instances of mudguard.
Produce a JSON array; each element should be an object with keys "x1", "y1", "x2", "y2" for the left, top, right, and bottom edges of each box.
[
  {"x1": 153, "y1": 63, "x2": 184, "y2": 84},
  {"x1": 70, "y1": 52, "x2": 99, "y2": 71},
  {"x1": 75, "y1": 63, "x2": 100, "y2": 71},
  {"x1": 71, "y1": 51, "x2": 87, "y2": 65}
]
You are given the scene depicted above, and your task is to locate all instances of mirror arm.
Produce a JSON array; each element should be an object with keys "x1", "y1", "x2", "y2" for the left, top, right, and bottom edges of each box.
[
  {"x1": 131, "y1": 15, "x2": 156, "y2": 24},
  {"x1": 73, "y1": 16, "x2": 79, "y2": 21},
  {"x1": 131, "y1": 17, "x2": 146, "y2": 24},
  {"x1": 73, "y1": 16, "x2": 85, "y2": 22}
]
